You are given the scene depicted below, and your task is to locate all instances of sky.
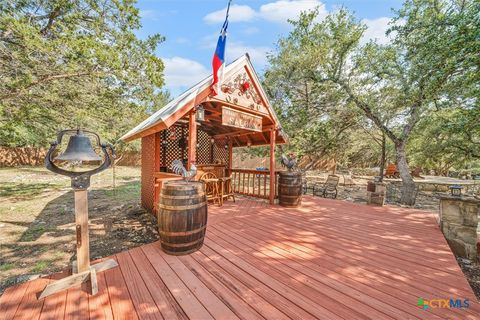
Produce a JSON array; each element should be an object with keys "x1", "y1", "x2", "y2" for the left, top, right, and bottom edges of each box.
[{"x1": 135, "y1": 0, "x2": 404, "y2": 97}]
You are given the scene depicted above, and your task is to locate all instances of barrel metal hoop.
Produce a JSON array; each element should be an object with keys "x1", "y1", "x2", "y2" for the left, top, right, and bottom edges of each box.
[
  {"x1": 161, "y1": 237, "x2": 204, "y2": 248},
  {"x1": 160, "y1": 193, "x2": 205, "y2": 200},
  {"x1": 158, "y1": 202, "x2": 206, "y2": 211},
  {"x1": 159, "y1": 225, "x2": 207, "y2": 236}
]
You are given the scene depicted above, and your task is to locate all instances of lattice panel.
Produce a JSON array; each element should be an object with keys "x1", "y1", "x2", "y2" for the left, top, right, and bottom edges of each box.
[
  {"x1": 197, "y1": 129, "x2": 212, "y2": 164},
  {"x1": 161, "y1": 127, "x2": 186, "y2": 169},
  {"x1": 213, "y1": 138, "x2": 229, "y2": 166},
  {"x1": 141, "y1": 134, "x2": 156, "y2": 213},
  {"x1": 158, "y1": 125, "x2": 229, "y2": 168}
]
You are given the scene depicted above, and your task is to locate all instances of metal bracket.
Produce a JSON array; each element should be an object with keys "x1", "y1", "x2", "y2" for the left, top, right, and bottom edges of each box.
[{"x1": 76, "y1": 225, "x2": 82, "y2": 247}]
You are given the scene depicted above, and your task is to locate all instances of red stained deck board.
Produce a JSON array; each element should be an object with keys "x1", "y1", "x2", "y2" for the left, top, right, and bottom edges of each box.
[
  {"x1": 88, "y1": 271, "x2": 113, "y2": 320},
  {"x1": 242, "y1": 204, "x2": 474, "y2": 293},
  {"x1": 0, "y1": 281, "x2": 30, "y2": 320},
  {"x1": 209, "y1": 222, "x2": 450, "y2": 320},
  {"x1": 39, "y1": 272, "x2": 69, "y2": 320},
  {"x1": 177, "y1": 254, "x2": 264, "y2": 320},
  {"x1": 141, "y1": 244, "x2": 214, "y2": 320},
  {"x1": 116, "y1": 251, "x2": 163, "y2": 320},
  {"x1": 160, "y1": 253, "x2": 240, "y2": 320},
  {"x1": 190, "y1": 250, "x2": 289, "y2": 320},
  {"x1": 128, "y1": 247, "x2": 188, "y2": 320},
  {"x1": 0, "y1": 197, "x2": 478, "y2": 320},
  {"x1": 104, "y1": 258, "x2": 139, "y2": 320}
]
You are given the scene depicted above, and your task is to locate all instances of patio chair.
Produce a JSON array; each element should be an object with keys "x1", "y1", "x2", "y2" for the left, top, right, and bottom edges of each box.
[
  {"x1": 301, "y1": 171, "x2": 313, "y2": 195},
  {"x1": 337, "y1": 170, "x2": 356, "y2": 188},
  {"x1": 199, "y1": 172, "x2": 221, "y2": 205},
  {"x1": 385, "y1": 163, "x2": 400, "y2": 178},
  {"x1": 313, "y1": 175, "x2": 340, "y2": 199}
]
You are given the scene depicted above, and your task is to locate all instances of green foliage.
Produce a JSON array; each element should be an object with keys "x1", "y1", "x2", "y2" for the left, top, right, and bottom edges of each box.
[
  {"x1": 0, "y1": 0, "x2": 169, "y2": 151},
  {"x1": 410, "y1": 106, "x2": 480, "y2": 173},
  {"x1": 266, "y1": 0, "x2": 479, "y2": 175}
]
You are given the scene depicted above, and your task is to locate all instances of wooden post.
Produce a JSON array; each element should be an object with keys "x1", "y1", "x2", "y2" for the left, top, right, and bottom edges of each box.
[
  {"x1": 74, "y1": 190, "x2": 90, "y2": 273},
  {"x1": 40, "y1": 190, "x2": 118, "y2": 299},
  {"x1": 269, "y1": 129, "x2": 276, "y2": 205},
  {"x1": 228, "y1": 138, "x2": 233, "y2": 176},
  {"x1": 188, "y1": 110, "x2": 197, "y2": 170}
]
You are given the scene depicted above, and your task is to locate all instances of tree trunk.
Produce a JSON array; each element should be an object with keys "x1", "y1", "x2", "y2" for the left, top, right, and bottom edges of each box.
[
  {"x1": 379, "y1": 132, "x2": 386, "y2": 182},
  {"x1": 395, "y1": 141, "x2": 416, "y2": 205}
]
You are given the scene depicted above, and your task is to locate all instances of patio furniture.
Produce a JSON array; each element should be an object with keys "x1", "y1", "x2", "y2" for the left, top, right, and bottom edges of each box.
[
  {"x1": 302, "y1": 171, "x2": 312, "y2": 195},
  {"x1": 342, "y1": 172, "x2": 356, "y2": 187},
  {"x1": 385, "y1": 163, "x2": 400, "y2": 178},
  {"x1": 200, "y1": 172, "x2": 221, "y2": 205},
  {"x1": 313, "y1": 175, "x2": 340, "y2": 198},
  {"x1": 219, "y1": 176, "x2": 235, "y2": 205}
]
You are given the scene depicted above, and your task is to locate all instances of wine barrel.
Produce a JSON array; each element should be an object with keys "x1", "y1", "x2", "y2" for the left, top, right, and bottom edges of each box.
[
  {"x1": 158, "y1": 181, "x2": 207, "y2": 255},
  {"x1": 278, "y1": 171, "x2": 302, "y2": 207}
]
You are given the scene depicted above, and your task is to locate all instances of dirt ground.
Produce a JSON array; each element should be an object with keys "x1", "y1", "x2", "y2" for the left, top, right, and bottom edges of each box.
[
  {"x1": 1, "y1": 167, "x2": 479, "y2": 300},
  {"x1": 0, "y1": 166, "x2": 158, "y2": 294}
]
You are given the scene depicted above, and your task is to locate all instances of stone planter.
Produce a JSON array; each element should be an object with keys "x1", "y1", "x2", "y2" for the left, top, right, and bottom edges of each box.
[
  {"x1": 439, "y1": 195, "x2": 480, "y2": 260},
  {"x1": 367, "y1": 182, "x2": 386, "y2": 206}
]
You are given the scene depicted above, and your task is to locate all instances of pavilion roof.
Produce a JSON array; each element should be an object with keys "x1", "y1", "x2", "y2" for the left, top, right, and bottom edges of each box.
[{"x1": 120, "y1": 54, "x2": 286, "y2": 145}]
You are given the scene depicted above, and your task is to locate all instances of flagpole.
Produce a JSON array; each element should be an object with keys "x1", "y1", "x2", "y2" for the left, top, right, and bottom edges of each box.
[{"x1": 211, "y1": 0, "x2": 232, "y2": 96}]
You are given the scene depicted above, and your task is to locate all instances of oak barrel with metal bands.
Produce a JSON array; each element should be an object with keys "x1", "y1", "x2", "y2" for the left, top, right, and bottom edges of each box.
[
  {"x1": 278, "y1": 171, "x2": 303, "y2": 207},
  {"x1": 158, "y1": 181, "x2": 207, "y2": 255}
]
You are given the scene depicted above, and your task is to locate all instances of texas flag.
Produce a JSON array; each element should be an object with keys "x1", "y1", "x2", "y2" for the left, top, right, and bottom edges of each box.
[{"x1": 211, "y1": 1, "x2": 231, "y2": 96}]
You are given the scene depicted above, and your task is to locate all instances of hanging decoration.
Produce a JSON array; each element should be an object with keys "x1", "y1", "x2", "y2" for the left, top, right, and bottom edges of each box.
[{"x1": 169, "y1": 127, "x2": 177, "y2": 140}]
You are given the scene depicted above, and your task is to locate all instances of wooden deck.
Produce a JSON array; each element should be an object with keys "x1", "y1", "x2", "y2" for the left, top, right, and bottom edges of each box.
[{"x1": 1, "y1": 196, "x2": 478, "y2": 319}]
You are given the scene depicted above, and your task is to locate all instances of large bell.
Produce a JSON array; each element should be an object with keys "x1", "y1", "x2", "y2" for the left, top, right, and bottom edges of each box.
[{"x1": 55, "y1": 130, "x2": 102, "y2": 162}]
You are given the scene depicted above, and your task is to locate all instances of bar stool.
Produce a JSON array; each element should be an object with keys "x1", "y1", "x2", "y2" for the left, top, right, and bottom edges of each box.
[
  {"x1": 200, "y1": 172, "x2": 221, "y2": 205},
  {"x1": 219, "y1": 176, "x2": 235, "y2": 205}
]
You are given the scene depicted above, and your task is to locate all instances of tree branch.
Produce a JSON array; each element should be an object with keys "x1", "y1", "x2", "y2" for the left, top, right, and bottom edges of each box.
[
  {"x1": 336, "y1": 80, "x2": 399, "y2": 144},
  {"x1": 1, "y1": 71, "x2": 92, "y2": 101}
]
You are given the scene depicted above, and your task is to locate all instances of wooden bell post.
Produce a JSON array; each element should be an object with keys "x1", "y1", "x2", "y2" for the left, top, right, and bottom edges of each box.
[{"x1": 40, "y1": 130, "x2": 118, "y2": 299}]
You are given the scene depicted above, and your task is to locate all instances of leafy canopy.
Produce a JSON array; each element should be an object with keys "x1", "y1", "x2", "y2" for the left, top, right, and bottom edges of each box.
[{"x1": 0, "y1": 0, "x2": 168, "y2": 150}]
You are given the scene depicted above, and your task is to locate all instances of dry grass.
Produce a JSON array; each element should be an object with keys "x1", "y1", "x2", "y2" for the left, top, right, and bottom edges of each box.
[{"x1": 0, "y1": 166, "x2": 158, "y2": 294}]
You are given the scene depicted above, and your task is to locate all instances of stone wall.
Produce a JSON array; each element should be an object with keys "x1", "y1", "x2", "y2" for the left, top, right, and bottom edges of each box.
[{"x1": 439, "y1": 196, "x2": 480, "y2": 261}]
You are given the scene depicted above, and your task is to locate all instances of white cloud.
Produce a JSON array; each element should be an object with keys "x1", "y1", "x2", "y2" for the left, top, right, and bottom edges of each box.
[
  {"x1": 203, "y1": 1, "x2": 327, "y2": 25},
  {"x1": 242, "y1": 27, "x2": 260, "y2": 35},
  {"x1": 175, "y1": 37, "x2": 189, "y2": 44},
  {"x1": 162, "y1": 57, "x2": 209, "y2": 88},
  {"x1": 362, "y1": 17, "x2": 392, "y2": 45},
  {"x1": 204, "y1": 5, "x2": 257, "y2": 24},
  {"x1": 139, "y1": 9, "x2": 160, "y2": 21},
  {"x1": 227, "y1": 42, "x2": 271, "y2": 67},
  {"x1": 259, "y1": 0, "x2": 327, "y2": 23}
]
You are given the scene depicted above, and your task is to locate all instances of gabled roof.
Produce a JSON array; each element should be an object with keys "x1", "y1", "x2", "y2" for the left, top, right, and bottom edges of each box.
[{"x1": 120, "y1": 54, "x2": 286, "y2": 143}]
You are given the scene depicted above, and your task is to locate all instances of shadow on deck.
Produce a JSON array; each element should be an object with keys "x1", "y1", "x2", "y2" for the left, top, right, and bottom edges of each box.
[{"x1": 0, "y1": 197, "x2": 478, "y2": 319}]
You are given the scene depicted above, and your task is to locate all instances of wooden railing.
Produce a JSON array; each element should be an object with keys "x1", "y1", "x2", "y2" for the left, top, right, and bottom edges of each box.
[{"x1": 230, "y1": 169, "x2": 279, "y2": 199}]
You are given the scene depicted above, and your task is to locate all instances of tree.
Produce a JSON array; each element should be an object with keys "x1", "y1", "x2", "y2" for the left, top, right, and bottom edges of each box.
[
  {"x1": 267, "y1": 1, "x2": 478, "y2": 205},
  {"x1": 0, "y1": 0, "x2": 168, "y2": 150},
  {"x1": 409, "y1": 107, "x2": 480, "y2": 175}
]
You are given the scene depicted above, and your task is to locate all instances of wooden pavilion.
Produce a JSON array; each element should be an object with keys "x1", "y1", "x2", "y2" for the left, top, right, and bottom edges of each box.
[{"x1": 120, "y1": 54, "x2": 287, "y2": 213}]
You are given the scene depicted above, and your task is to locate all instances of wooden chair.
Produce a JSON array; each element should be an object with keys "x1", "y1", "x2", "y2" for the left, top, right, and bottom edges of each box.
[
  {"x1": 385, "y1": 163, "x2": 400, "y2": 178},
  {"x1": 199, "y1": 172, "x2": 221, "y2": 205},
  {"x1": 220, "y1": 176, "x2": 235, "y2": 204},
  {"x1": 313, "y1": 175, "x2": 340, "y2": 199},
  {"x1": 301, "y1": 171, "x2": 314, "y2": 195}
]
